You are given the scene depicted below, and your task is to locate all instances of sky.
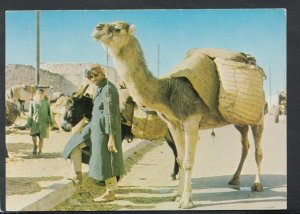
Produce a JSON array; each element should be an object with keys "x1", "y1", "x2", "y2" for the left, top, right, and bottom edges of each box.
[{"x1": 5, "y1": 9, "x2": 286, "y2": 103}]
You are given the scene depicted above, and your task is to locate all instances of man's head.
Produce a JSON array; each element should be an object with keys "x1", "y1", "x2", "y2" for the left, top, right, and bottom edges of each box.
[
  {"x1": 36, "y1": 88, "x2": 44, "y2": 94},
  {"x1": 84, "y1": 64, "x2": 106, "y2": 86}
]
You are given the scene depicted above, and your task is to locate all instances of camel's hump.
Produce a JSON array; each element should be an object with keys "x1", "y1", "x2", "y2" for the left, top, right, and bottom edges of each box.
[{"x1": 186, "y1": 48, "x2": 256, "y2": 64}]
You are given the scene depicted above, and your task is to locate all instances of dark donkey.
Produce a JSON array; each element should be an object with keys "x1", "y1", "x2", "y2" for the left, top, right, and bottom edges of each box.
[{"x1": 61, "y1": 84, "x2": 179, "y2": 180}]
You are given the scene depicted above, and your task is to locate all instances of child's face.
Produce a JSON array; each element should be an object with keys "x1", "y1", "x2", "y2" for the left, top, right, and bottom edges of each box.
[{"x1": 36, "y1": 91, "x2": 44, "y2": 100}]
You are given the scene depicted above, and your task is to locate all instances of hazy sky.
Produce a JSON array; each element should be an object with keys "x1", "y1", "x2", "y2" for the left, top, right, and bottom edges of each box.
[{"x1": 6, "y1": 9, "x2": 286, "y2": 99}]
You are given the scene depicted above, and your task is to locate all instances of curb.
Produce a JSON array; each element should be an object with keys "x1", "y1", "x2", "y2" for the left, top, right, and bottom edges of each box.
[{"x1": 6, "y1": 139, "x2": 152, "y2": 211}]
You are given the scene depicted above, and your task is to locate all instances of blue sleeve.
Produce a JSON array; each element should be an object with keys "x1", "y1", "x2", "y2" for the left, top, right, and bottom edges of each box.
[{"x1": 104, "y1": 85, "x2": 119, "y2": 135}]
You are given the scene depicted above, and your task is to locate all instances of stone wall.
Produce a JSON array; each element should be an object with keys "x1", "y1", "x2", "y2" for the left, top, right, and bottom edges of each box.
[
  {"x1": 40, "y1": 63, "x2": 122, "y2": 88},
  {"x1": 5, "y1": 64, "x2": 77, "y2": 96},
  {"x1": 5, "y1": 63, "x2": 122, "y2": 97}
]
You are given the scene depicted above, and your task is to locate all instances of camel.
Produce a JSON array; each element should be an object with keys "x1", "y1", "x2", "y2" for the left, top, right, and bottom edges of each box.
[
  {"x1": 5, "y1": 100, "x2": 21, "y2": 127},
  {"x1": 6, "y1": 84, "x2": 37, "y2": 113},
  {"x1": 6, "y1": 84, "x2": 54, "y2": 113},
  {"x1": 5, "y1": 99, "x2": 22, "y2": 157},
  {"x1": 92, "y1": 21, "x2": 265, "y2": 208}
]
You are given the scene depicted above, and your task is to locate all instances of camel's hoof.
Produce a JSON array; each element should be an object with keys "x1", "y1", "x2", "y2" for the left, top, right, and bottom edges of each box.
[
  {"x1": 228, "y1": 177, "x2": 240, "y2": 186},
  {"x1": 251, "y1": 182, "x2": 264, "y2": 192},
  {"x1": 179, "y1": 200, "x2": 194, "y2": 209},
  {"x1": 172, "y1": 195, "x2": 181, "y2": 202},
  {"x1": 179, "y1": 192, "x2": 194, "y2": 209}
]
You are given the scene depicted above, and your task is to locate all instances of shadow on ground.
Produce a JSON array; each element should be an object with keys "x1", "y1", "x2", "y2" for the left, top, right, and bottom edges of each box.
[
  {"x1": 7, "y1": 143, "x2": 63, "y2": 159},
  {"x1": 6, "y1": 130, "x2": 30, "y2": 136},
  {"x1": 116, "y1": 185, "x2": 175, "y2": 204},
  {"x1": 21, "y1": 152, "x2": 63, "y2": 159},
  {"x1": 191, "y1": 174, "x2": 286, "y2": 208},
  {"x1": 6, "y1": 176, "x2": 64, "y2": 195},
  {"x1": 6, "y1": 143, "x2": 32, "y2": 153}
]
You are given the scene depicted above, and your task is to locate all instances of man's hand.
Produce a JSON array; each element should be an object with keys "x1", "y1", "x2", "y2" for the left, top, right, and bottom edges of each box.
[{"x1": 107, "y1": 134, "x2": 118, "y2": 153}]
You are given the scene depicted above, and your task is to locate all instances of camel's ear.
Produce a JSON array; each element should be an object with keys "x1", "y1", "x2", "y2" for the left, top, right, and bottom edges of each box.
[{"x1": 129, "y1": 25, "x2": 136, "y2": 35}]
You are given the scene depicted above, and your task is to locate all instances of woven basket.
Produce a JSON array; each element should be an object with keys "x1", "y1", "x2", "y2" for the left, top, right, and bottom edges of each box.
[
  {"x1": 132, "y1": 106, "x2": 168, "y2": 140},
  {"x1": 215, "y1": 58, "x2": 265, "y2": 125}
]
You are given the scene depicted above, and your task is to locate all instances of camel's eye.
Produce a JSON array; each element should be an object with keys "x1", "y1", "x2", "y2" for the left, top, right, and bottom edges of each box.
[{"x1": 112, "y1": 25, "x2": 122, "y2": 33}]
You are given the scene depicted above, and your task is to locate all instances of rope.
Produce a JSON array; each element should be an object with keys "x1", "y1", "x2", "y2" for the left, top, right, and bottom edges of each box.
[
  {"x1": 106, "y1": 46, "x2": 116, "y2": 178},
  {"x1": 106, "y1": 46, "x2": 113, "y2": 173},
  {"x1": 211, "y1": 128, "x2": 216, "y2": 144},
  {"x1": 106, "y1": 45, "x2": 112, "y2": 134}
]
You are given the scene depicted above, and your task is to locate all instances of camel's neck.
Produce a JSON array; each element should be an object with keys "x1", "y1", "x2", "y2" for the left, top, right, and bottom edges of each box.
[{"x1": 110, "y1": 37, "x2": 162, "y2": 108}]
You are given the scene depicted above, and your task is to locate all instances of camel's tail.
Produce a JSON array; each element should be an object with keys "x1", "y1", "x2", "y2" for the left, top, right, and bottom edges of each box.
[{"x1": 211, "y1": 128, "x2": 216, "y2": 137}]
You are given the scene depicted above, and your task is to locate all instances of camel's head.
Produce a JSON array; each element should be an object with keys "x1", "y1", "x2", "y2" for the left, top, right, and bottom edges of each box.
[{"x1": 92, "y1": 21, "x2": 136, "y2": 50}]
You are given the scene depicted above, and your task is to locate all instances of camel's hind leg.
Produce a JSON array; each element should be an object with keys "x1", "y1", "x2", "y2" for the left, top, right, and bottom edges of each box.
[
  {"x1": 250, "y1": 118, "x2": 264, "y2": 192},
  {"x1": 165, "y1": 130, "x2": 179, "y2": 180},
  {"x1": 229, "y1": 125, "x2": 250, "y2": 186}
]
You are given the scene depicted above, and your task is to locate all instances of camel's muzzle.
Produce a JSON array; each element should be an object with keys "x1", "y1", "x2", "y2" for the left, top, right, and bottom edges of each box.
[
  {"x1": 92, "y1": 23, "x2": 112, "y2": 40},
  {"x1": 60, "y1": 121, "x2": 72, "y2": 132}
]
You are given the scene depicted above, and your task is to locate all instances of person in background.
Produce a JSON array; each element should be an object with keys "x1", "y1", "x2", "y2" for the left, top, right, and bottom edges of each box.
[
  {"x1": 62, "y1": 64, "x2": 124, "y2": 203},
  {"x1": 27, "y1": 88, "x2": 54, "y2": 156}
]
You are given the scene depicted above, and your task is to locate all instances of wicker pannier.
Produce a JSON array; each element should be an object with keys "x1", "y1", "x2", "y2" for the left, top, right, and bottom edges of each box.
[
  {"x1": 131, "y1": 106, "x2": 168, "y2": 140},
  {"x1": 215, "y1": 57, "x2": 265, "y2": 125},
  {"x1": 119, "y1": 89, "x2": 135, "y2": 126}
]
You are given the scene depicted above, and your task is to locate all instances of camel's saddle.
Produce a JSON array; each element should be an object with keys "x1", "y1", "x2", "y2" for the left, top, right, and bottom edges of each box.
[{"x1": 165, "y1": 48, "x2": 266, "y2": 126}]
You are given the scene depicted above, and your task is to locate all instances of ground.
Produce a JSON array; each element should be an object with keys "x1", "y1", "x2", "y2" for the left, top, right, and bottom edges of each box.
[{"x1": 6, "y1": 114, "x2": 286, "y2": 211}]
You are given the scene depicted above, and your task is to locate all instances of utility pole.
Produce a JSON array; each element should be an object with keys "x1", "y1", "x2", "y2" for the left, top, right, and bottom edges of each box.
[
  {"x1": 269, "y1": 67, "x2": 272, "y2": 115},
  {"x1": 36, "y1": 10, "x2": 40, "y2": 86},
  {"x1": 284, "y1": 70, "x2": 286, "y2": 92},
  {"x1": 157, "y1": 44, "x2": 160, "y2": 78}
]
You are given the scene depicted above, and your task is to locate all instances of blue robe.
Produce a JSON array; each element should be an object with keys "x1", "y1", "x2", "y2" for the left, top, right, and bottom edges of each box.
[{"x1": 62, "y1": 79, "x2": 124, "y2": 181}]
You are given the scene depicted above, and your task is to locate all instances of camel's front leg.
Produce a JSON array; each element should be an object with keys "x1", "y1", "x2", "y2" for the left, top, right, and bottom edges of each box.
[
  {"x1": 165, "y1": 123, "x2": 185, "y2": 201},
  {"x1": 180, "y1": 115, "x2": 201, "y2": 209}
]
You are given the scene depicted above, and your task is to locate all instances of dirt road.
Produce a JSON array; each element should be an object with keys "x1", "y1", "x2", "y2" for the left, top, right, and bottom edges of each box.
[{"x1": 52, "y1": 115, "x2": 287, "y2": 211}]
